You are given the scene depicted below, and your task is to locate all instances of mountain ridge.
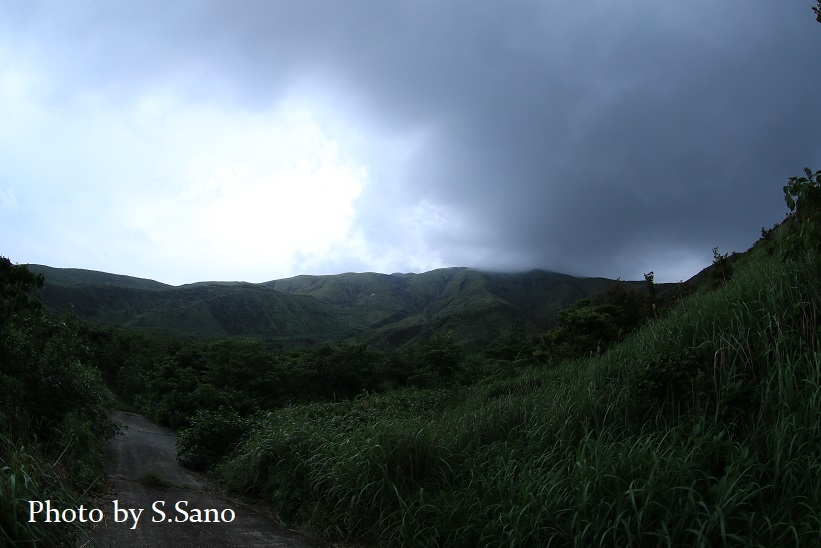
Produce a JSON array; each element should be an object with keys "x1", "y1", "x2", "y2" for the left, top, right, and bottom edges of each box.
[{"x1": 26, "y1": 263, "x2": 674, "y2": 348}]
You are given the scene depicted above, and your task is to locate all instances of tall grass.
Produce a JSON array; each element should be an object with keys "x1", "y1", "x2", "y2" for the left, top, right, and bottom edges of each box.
[
  {"x1": 218, "y1": 252, "x2": 821, "y2": 546},
  {"x1": 0, "y1": 426, "x2": 86, "y2": 546}
]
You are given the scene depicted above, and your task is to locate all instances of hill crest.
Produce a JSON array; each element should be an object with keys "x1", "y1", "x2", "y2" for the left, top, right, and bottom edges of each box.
[{"x1": 26, "y1": 264, "x2": 674, "y2": 349}]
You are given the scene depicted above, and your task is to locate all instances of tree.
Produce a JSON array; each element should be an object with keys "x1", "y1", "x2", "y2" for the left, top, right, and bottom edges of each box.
[
  {"x1": 539, "y1": 299, "x2": 618, "y2": 363},
  {"x1": 486, "y1": 320, "x2": 532, "y2": 360},
  {"x1": 0, "y1": 256, "x2": 44, "y2": 326},
  {"x1": 0, "y1": 259, "x2": 116, "y2": 546},
  {"x1": 599, "y1": 280, "x2": 646, "y2": 334},
  {"x1": 644, "y1": 271, "x2": 657, "y2": 317},
  {"x1": 710, "y1": 246, "x2": 733, "y2": 288},
  {"x1": 417, "y1": 332, "x2": 461, "y2": 379}
]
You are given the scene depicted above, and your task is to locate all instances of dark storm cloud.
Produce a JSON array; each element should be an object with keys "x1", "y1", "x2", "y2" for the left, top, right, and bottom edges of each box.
[
  {"x1": 4, "y1": 0, "x2": 820, "y2": 281},
  {"x1": 348, "y1": 0, "x2": 821, "y2": 280}
]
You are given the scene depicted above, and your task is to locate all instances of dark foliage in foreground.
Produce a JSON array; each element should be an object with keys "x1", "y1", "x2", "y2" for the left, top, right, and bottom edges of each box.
[
  {"x1": 214, "y1": 228, "x2": 820, "y2": 546},
  {"x1": 3, "y1": 157, "x2": 818, "y2": 545},
  {"x1": 0, "y1": 258, "x2": 116, "y2": 546},
  {"x1": 205, "y1": 170, "x2": 821, "y2": 545}
]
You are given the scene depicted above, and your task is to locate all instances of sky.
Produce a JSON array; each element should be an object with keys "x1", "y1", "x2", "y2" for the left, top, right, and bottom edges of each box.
[{"x1": 1, "y1": 1, "x2": 820, "y2": 286}]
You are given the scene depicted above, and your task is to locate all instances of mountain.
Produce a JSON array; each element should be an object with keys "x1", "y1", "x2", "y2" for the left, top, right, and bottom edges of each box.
[
  {"x1": 31, "y1": 273, "x2": 349, "y2": 343},
  {"x1": 30, "y1": 265, "x2": 171, "y2": 290},
  {"x1": 264, "y1": 268, "x2": 653, "y2": 347},
  {"x1": 26, "y1": 264, "x2": 668, "y2": 348}
]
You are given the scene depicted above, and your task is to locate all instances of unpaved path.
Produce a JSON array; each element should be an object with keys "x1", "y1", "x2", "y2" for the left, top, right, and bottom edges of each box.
[{"x1": 79, "y1": 410, "x2": 317, "y2": 547}]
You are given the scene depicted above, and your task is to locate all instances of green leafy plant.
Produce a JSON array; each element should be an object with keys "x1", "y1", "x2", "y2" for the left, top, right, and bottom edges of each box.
[
  {"x1": 627, "y1": 342, "x2": 712, "y2": 419},
  {"x1": 783, "y1": 167, "x2": 821, "y2": 256}
]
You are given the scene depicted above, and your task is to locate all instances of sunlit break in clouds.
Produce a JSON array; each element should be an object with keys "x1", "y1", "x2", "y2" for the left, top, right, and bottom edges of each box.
[{"x1": 112, "y1": 99, "x2": 371, "y2": 284}]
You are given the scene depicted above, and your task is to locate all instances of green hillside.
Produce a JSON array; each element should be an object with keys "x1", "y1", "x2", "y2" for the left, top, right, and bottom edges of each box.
[
  {"x1": 29, "y1": 264, "x2": 665, "y2": 348},
  {"x1": 28, "y1": 264, "x2": 171, "y2": 290},
  {"x1": 268, "y1": 267, "x2": 666, "y2": 348},
  {"x1": 34, "y1": 281, "x2": 354, "y2": 342},
  {"x1": 7, "y1": 163, "x2": 819, "y2": 545},
  {"x1": 214, "y1": 211, "x2": 821, "y2": 546}
]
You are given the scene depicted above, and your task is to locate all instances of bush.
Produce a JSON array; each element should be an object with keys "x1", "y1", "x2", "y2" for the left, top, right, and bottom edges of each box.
[
  {"x1": 176, "y1": 407, "x2": 257, "y2": 470},
  {"x1": 627, "y1": 341, "x2": 711, "y2": 418},
  {"x1": 783, "y1": 167, "x2": 821, "y2": 257},
  {"x1": 0, "y1": 258, "x2": 115, "y2": 545}
]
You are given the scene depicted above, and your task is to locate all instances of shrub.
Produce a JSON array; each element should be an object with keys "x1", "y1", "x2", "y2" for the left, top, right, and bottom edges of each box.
[
  {"x1": 176, "y1": 407, "x2": 257, "y2": 470},
  {"x1": 0, "y1": 258, "x2": 115, "y2": 545},
  {"x1": 710, "y1": 246, "x2": 733, "y2": 288},
  {"x1": 783, "y1": 167, "x2": 821, "y2": 257}
]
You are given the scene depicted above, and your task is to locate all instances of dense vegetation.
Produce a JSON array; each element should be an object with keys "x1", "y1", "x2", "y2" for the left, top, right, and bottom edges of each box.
[
  {"x1": 32, "y1": 262, "x2": 666, "y2": 349},
  {"x1": 207, "y1": 220, "x2": 820, "y2": 545},
  {"x1": 1, "y1": 6, "x2": 818, "y2": 547},
  {"x1": 4, "y1": 164, "x2": 819, "y2": 546},
  {"x1": 38, "y1": 167, "x2": 808, "y2": 545},
  {"x1": 4, "y1": 159, "x2": 819, "y2": 546},
  {"x1": 89, "y1": 323, "x2": 497, "y2": 469},
  {"x1": 0, "y1": 258, "x2": 116, "y2": 545}
]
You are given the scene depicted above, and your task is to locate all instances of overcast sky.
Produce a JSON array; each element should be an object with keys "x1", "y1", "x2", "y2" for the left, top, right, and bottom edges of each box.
[{"x1": 1, "y1": 1, "x2": 819, "y2": 285}]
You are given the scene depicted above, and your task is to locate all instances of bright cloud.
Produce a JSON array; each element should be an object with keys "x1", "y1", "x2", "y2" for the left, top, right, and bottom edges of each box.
[
  {"x1": 0, "y1": 41, "x2": 455, "y2": 283},
  {"x1": 0, "y1": 61, "x2": 374, "y2": 282},
  {"x1": 0, "y1": 187, "x2": 19, "y2": 213},
  {"x1": 101, "y1": 100, "x2": 372, "y2": 283}
]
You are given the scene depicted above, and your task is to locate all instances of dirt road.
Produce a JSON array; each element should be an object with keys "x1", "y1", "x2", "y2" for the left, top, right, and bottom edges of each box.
[{"x1": 80, "y1": 410, "x2": 317, "y2": 548}]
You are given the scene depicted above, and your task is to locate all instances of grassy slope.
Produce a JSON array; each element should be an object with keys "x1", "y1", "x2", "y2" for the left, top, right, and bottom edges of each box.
[
  {"x1": 33, "y1": 265, "x2": 653, "y2": 347},
  {"x1": 218, "y1": 247, "x2": 821, "y2": 546},
  {"x1": 268, "y1": 268, "x2": 660, "y2": 348},
  {"x1": 27, "y1": 264, "x2": 171, "y2": 290},
  {"x1": 35, "y1": 280, "x2": 356, "y2": 342}
]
